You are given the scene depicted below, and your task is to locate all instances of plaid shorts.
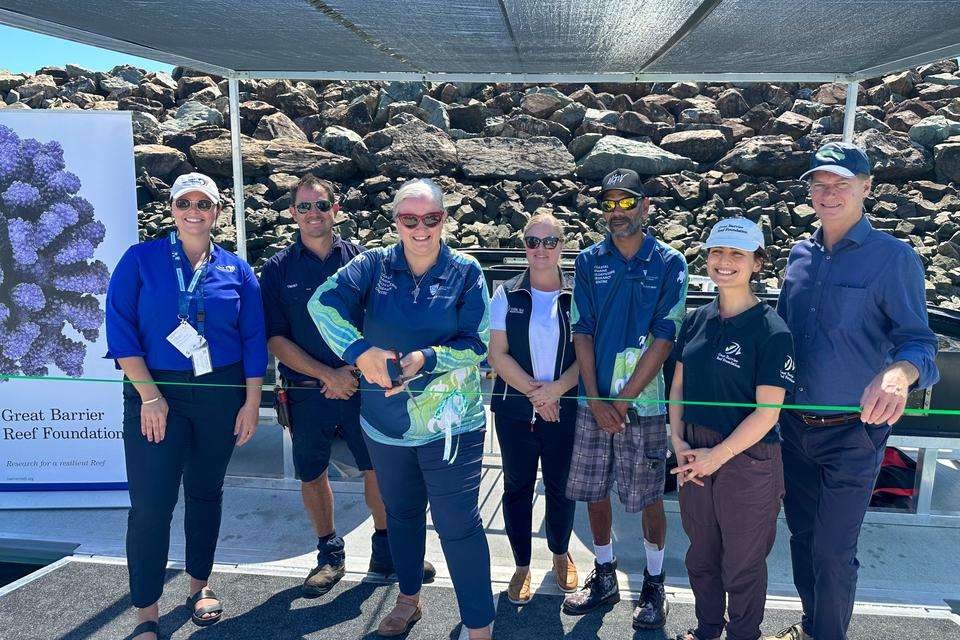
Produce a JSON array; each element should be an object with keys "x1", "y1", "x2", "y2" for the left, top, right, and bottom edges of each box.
[{"x1": 565, "y1": 405, "x2": 668, "y2": 513}]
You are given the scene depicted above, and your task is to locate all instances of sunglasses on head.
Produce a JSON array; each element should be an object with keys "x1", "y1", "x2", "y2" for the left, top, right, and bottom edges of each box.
[
  {"x1": 397, "y1": 212, "x2": 444, "y2": 229},
  {"x1": 524, "y1": 236, "x2": 561, "y2": 250},
  {"x1": 295, "y1": 199, "x2": 334, "y2": 213},
  {"x1": 600, "y1": 196, "x2": 638, "y2": 212},
  {"x1": 174, "y1": 198, "x2": 214, "y2": 211}
]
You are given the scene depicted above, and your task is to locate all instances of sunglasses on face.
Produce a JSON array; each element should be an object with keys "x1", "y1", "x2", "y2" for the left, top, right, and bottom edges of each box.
[
  {"x1": 174, "y1": 198, "x2": 214, "y2": 212},
  {"x1": 600, "y1": 196, "x2": 638, "y2": 212},
  {"x1": 295, "y1": 199, "x2": 334, "y2": 213},
  {"x1": 397, "y1": 212, "x2": 445, "y2": 229},
  {"x1": 524, "y1": 236, "x2": 561, "y2": 250}
]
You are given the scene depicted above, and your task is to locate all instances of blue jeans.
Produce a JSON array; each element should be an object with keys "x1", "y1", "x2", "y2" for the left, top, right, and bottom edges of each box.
[
  {"x1": 781, "y1": 411, "x2": 890, "y2": 640},
  {"x1": 363, "y1": 429, "x2": 495, "y2": 629}
]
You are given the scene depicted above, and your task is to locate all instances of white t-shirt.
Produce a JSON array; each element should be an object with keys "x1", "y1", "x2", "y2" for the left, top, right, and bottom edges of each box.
[{"x1": 490, "y1": 285, "x2": 561, "y2": 382}]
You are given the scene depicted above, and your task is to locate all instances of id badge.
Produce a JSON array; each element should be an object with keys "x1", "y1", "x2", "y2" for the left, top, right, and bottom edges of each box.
[
  {"x1": 191, "y1": 340, "x2": 213, "y2": 377},
  {"x1": 167, "y1": 321, "x2": 203, "y2": 357}
]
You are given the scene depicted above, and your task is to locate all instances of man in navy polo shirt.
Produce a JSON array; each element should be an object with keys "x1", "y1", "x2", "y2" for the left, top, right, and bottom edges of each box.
[
  {"x1": 261, "y1": 174, "x2": 434, "y2": 596},
  {"x1": 774, "y1": 143, "x2": 939, "y2": 640},
  {"x1": 563, "y1": 168, "x2": 688, "y2": 630}
]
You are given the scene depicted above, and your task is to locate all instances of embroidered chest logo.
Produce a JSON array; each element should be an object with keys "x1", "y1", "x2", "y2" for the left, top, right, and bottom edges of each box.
[
  {"x1": 286, "y1": 283, "x2": 298, "y2": 289},
  {"x1": 594, "y1": 264, "x2": 615, "y2": 286},
  {"x1": 716, "y1": 342, "x2": 742, "y2": 369},
  {"x1": 781, "y1": 355, "x2": 796, "y2": 383},
  {"x1": 429, "y1": 283, "x2": 440, "y2": 296},
  {"x1": 215, "y1": 264, "x2": 236, "y2": 273},
  {"x1": 375, "y1": 270, "x2": 397, "y2": 295},
  {"x1": 508, "y1": 306, "x2": 524, "y2": 314}
]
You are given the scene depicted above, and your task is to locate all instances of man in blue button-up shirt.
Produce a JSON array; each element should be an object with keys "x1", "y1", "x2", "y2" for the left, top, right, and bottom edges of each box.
[
  {"x1": 775, "y1": 143, "x2": 939, "y2": 640},
  {"x1": 261, "y1": 174, "x2": 435, "y2": 596}
]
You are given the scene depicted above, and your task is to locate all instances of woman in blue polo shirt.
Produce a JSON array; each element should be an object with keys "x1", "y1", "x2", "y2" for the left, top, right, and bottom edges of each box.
[
  {"x1": 309, "y1": 178, "x2": 494, "y2": 639},
  {"x1": 105, "y1": 173, "x2": 267, "y2": 640},
  {"x1": 488, "y1": 212, "x2": 580, "y2": 604},
  {"x1": 668, "y1": 218, "x2": 794, "y2": 640}
]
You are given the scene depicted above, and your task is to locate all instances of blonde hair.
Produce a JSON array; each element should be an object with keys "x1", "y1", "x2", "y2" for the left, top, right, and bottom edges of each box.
[
  {"x1": 523, "y1": 212, "x2": 565, "y2": 238},
  {"x1": 391, "y1": 178, "x2": 445, "y2": 217}
]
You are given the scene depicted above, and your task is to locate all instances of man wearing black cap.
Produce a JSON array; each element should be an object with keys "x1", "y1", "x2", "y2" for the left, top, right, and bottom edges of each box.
[
  {"x1": 774, "y1": 142, "x2": 939, "y2": 640},
  {"x1": 564, "y1": 168, "x2": 688, "y2": 630}
]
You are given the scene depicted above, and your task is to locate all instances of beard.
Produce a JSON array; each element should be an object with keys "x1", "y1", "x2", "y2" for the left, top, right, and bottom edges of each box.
[{"x1": 608, "y1": 215, "x2": 644, "y2": 238}]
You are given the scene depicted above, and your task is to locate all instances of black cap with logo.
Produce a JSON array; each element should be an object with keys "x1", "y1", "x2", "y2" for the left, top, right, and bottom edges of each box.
[{"x1": 601, "y1": 168, "x2": 645, "y2": 198}]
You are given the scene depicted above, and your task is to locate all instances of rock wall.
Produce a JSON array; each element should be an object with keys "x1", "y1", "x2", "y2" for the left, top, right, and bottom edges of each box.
[{"x1": 2, "y1": 60, "x2": 960, "y2": 309}]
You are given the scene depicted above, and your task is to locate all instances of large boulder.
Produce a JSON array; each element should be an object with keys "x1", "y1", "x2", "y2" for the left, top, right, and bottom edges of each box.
[
  {"x1": 253, "y1": 111, "x2": 307, "y2": 141},
  {"x1": 190, "y1": 135, "x2": 270, "y2": 177},
  {"x1": 909, "y1": 115, "x2": 960, "y2": 148},
  {"x1": 264, "y1": 139, "x2": 355, "y2": 179},
  {"x1": 576, "y1": 135, "x2": 696, "y2": 179},
  {"x1": 0, "y1": 70, "x2": 27, "y2": 93},
  {"x1": 353, "y1": 116, "x2": 457, "y2": 178},
  {"x1": 659, "y1": 129, "x2": 730, "y2": 163},
  {"x1": 934, "y1": 141, "x2": 960, "y2": 183},
  {"x1": 447, "y1": 100, "x2": 488, "y2": 133},
  {"x1": 319, "y1": 125, "x2": 364, "y2": 157},
  {"x1": 768, "y1": 111, "x2": 814, "y2": 139},
  {"x1": 457, "y1": 137, "x2": 574, "y2": 181},
  {"x1": 521, "y1": 92, "x2": 565, "y2": 119},
  {"x1": 134, "y1": 144, "x2": 191, "y2": 180},
  {"x1": 376, "y1": 82, "x2": 427, "y2": 123},
  {"x1": 715, "y1": 135, "x2": 810, "y2": 177},
  {"x1": 130, "y1": 111, "x2": 162, "y2": 145},
  {"x1": 420, "y1": 95, "x2": 450, "y2": 131},
  {"x1": 853, "y1": 129, "x2": 934, "y2": 180},
  {"x1": 159, "y1": 100, "x2": 224, "y2": 136}
]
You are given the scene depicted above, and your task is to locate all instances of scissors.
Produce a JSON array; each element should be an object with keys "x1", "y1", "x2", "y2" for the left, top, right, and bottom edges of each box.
[{"x1": 388, "y1": 350, "x2": 423, "y2": 408}]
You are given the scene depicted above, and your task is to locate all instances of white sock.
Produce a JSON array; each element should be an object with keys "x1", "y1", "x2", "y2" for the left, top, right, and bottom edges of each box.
[
  {"x1": 594, "y1": 542, "x2": 614, "y2": 564},
  {"x1": 644, "y1": 538, "x2": 664, "y2": 576}
]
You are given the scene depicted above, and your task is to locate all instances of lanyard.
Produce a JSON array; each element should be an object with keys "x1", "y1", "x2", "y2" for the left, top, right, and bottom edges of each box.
[{"x1": 169, "y1": 232, "x2": 211, "y2": 336}]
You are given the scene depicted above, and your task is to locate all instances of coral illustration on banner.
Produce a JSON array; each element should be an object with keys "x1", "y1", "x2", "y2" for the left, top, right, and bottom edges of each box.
[{"x1": 0, "y1": 124, "x2": 110, "y2": 377}]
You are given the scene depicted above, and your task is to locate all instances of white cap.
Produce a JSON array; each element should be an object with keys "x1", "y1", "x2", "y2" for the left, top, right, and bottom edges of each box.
[
  {"x1": 704, "y1": 217, "x2": 765, "y2": 252},
  {"x1": 171, "y1": 172, "x2": 220, "y2": 204}
]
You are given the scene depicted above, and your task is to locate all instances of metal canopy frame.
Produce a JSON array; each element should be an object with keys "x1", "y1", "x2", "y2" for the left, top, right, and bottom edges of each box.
[{"x1": 2, "y1": 6, "x2": 958, "y2": 260}]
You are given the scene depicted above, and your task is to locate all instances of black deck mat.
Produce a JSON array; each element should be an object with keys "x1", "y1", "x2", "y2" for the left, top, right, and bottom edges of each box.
[{"x1": 0, "y1": 561, "x2": 957, "y2": 639}]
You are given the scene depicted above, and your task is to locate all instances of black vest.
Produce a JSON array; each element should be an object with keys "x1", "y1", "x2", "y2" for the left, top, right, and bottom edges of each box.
[{"x1": 490, "y1": 269, "x2": 577, "y2": 422}]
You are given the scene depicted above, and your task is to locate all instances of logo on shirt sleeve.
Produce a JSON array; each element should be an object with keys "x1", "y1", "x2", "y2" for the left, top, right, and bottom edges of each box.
[
  {"x1": 781, "y1": 355, "x2": 796, "y2": 383},
  {"x1": 716, "y1": 342, "x2": 742, "y2": 368}
]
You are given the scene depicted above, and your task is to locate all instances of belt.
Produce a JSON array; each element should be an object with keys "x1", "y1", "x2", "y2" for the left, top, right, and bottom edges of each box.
[{"x1": 792, "y1": 410, "x2": 861, "y2": 427}]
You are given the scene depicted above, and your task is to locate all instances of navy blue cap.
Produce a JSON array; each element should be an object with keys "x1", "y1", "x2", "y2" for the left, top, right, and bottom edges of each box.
[
  {"x1": 601, "y1": 168, "x2": 645, "y2": 197},
  {"x1": 800, "y1": 142, "x2": 872, "y2": 180}
]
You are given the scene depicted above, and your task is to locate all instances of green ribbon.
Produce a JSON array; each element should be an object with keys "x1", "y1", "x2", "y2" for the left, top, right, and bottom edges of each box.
[{"x1": 0, "y1": 374, "x2": 955, "y2": 417}]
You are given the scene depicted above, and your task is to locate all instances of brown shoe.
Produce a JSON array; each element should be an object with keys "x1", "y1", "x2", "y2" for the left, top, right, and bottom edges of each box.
[
  {"x1": 376, "y1": 593, "x2": 422, "y2": 637},
  {"x1": 506, "y1": 568, "x2": 531, "y2": 605},
  {"x1": 553, "y1": 552, "x2": 578, "y2": 592}
]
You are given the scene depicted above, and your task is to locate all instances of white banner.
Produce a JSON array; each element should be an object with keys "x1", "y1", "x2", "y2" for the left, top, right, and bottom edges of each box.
[{"x1": 0, "y1": 110, "x2": 137, "y2": 502}]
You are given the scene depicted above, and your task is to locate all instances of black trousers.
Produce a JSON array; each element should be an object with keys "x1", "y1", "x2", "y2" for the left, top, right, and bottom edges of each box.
[
  {"x1": 122, "y1": 363, "x2": 245, "y2": 608},
  {"x1": 494, "y1": 413, "x2": 576, "y2": 567}
]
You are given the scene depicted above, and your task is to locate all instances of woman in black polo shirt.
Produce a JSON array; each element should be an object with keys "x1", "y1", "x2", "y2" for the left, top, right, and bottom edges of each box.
[
  {"x1": 488, "y1": 212, "x2": 580, "y2": 605},
  {"x1": 668, "y1": 217, "x2": 795, "y2": 640}
]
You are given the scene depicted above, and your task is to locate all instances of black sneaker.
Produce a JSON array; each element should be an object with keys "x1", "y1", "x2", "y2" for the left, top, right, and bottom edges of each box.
[
  {"x1": 766, "y1": 623, "x2": 814, "y2": 640},
  {"x1": 368, "y1": 531, "x2": 436, "y2": 584},
  {"x1": 561, "y1": 559, "x2": 620, "y2": 615},
  {"x1": 633, "y1": 569, "x2": 668, "y2": 629}
]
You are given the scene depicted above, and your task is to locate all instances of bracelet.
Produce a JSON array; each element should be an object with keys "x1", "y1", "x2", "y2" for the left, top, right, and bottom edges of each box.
[
  {"x1": 722, "y1": 443, "x2": 736, "y2": 459},
  {"x1": 142, "y1": 395, "x2": 163, "y2": 405}
]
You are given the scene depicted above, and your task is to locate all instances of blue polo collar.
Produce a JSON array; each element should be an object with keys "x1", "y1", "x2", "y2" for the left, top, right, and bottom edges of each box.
[
  {"x1": 597, "y1": 231, "x2": 656, "y2": 262},
  {"x1": 292, "y1": 233, "x2": 345, "y2": 260}
]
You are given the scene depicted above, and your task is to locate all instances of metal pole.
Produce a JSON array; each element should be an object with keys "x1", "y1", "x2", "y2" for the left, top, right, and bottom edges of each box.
[
  {"x1": 842, "y1": 81, "x2": 859, "y2": 143},
  {"x1": 228, "y1": 77, "x2": 247, "y2": 261}
]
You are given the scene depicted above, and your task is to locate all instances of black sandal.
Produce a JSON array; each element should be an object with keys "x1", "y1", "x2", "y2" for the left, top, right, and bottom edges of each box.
[
  {"x1": 185, "y1": 587, "x2": 223, "y2": 627},
  {"x1": 131, "y1": 619, "x2": 160, "y2": 639}
]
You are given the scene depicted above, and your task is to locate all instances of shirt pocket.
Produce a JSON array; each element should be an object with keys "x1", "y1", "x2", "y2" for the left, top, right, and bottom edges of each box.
[{"x1": 822, "y1": 284, "x2": 868, "y2": 333}]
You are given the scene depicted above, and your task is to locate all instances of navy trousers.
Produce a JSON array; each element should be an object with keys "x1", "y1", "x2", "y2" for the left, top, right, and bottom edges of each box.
[
  {"x1": 780, "y1": 411, "x2": 891, "y2": 640},
  {"x1": 494, "y1": 413, "x2": 576, "y2": 567},
  {"x1": 122, "y1": 363, "x2": 245, "y2": 608},
  {"x1": 363, "y1": 428, "x2": 495, "y2": 629}
]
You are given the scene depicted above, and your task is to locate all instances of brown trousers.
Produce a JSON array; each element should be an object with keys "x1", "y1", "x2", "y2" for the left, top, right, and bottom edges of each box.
[{"x1": 679, "y1": 424, "x2": 785, "y2": 640}]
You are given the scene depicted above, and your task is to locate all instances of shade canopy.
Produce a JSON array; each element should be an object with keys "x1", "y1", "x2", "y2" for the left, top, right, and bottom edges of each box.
[{"x1": 2, "y1": 1, "x2": 959, "y2": 83}]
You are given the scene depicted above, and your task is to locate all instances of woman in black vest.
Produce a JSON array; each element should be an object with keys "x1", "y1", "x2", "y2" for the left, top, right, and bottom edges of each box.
[{"x1": 489, "y1": 212, "x2": 580, "y2": 605}]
